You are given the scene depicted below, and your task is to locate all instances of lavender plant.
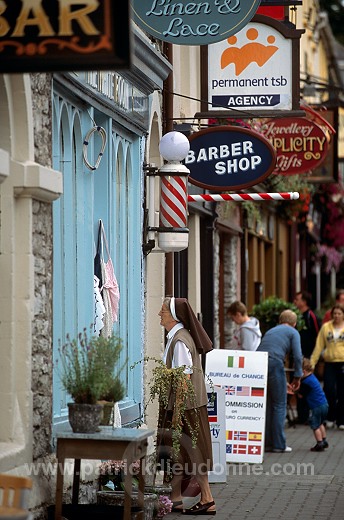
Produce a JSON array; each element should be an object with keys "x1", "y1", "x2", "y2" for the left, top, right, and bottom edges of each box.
[{"x1": 57, "y1": 328, "x2": 124, "y2": 404}]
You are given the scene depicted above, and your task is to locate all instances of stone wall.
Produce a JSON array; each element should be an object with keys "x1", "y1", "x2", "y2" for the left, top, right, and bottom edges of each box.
[
  {"x1": 223, "y1": 234, "x2": 239, "y2": 347},
  {"x1": 31, "y1": 73, "x2": 53, "y2": 168},
  {"x1": 213, "y1": 230, "x2": 239, "y2": 349},
  {"x1": 32, "y1": 200, "x2": 53, "y2": 459},
  {"x1": 31, "y1": 74, "x2": 54, "y2": 459}
]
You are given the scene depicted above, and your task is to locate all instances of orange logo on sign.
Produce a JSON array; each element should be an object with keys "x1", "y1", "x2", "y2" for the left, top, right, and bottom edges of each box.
[{"x1": 221, "y1": 28, "x2": 278, "y2": 75}]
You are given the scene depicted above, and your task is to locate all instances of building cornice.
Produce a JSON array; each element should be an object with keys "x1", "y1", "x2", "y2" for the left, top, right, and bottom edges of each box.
[{"x1": 120, "y1": 26, "x2": 172, "y2": 94}]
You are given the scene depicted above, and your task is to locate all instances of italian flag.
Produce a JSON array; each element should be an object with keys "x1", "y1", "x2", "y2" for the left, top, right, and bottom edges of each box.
[{"x1": 227, "y1": 355, "x2": 245, "y2": 368}]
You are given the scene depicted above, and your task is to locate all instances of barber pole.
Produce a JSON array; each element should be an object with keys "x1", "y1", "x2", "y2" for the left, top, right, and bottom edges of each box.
[
  {"x1": 157, "y1": 159, "x2": 190, "y2": 253},
  {"x1": 158, "y1": 167, "x2": 190, "y2": 252},
  {"x1": 187, "y1": 192, "x2": 299, "y2": 203},
  {"x1": 150, "y1": 131, "x2": 191, "y2": 253},
  {"x1": 160, "y1": 176, "x2": 188, "y2": 228}
]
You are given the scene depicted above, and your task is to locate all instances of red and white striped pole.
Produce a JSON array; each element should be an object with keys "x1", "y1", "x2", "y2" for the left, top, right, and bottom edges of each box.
[
  {"x1": 160, "y1": 175, "x2": 188, "y2": 228},
  {"x1": 188, "y1": 192, "x2": 299, "y2": 203},
  {"x1": 157, "y1": 132, "x2": 190, "y2": 253}
]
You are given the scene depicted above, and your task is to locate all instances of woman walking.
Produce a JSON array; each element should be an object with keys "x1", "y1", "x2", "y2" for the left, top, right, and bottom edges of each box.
[{"x1": 310, "y1": 304, "x2": 344, "y2": 429}]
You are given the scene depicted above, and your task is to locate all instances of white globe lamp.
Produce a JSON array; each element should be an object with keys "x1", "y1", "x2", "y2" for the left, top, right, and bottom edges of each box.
[{"x1": 159, "y1": 131, "x2": 190, "y2": 162}]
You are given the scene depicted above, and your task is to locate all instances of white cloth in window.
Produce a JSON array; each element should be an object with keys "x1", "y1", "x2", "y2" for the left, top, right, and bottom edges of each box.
[{"x1": 93, "y1": 275, "x2": 105, "y2": 336}]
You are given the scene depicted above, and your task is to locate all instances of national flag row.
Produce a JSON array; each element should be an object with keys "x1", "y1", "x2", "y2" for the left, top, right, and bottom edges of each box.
[
  {"x1": 226, "y1": 430, "x2": 262, "y2": 442},
  {"x1": 224, "y1": 385, "x2": 264, "y2": 397},
  {"x1": 226, "y1": 444, "x2": 262, "y2": 455}
]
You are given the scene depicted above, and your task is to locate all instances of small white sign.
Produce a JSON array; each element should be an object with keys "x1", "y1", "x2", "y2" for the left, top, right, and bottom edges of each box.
[
  {"x1": 208, "y1": 22, "x2": 292, "y2": 111},
  {"x1": 207, "y1": 385, "x2": 226, "y2": 483},
  {"x1": 206, "y1": 350, "x2": 268, "y2": 464}
]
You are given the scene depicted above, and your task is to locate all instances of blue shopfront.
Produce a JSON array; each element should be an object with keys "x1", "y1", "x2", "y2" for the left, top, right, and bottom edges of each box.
[{"x1": 52, "y1": 30, "x2": 172, "y2": 427}]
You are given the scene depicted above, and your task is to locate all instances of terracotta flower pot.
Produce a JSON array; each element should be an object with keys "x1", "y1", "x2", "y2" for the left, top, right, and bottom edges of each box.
[
  {"x1": 68, "y1": 403, "x2": 103, "y2": 433},
  {"x1": 98, "y1": 400, "x2": 114, "y2": 426}
]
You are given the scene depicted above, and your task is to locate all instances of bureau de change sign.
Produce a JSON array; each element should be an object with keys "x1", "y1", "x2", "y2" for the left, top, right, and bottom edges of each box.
[
  {"x1": 0, "y1": 0, "x2": 131, "y2": 73},
  {"x1": 206, "y1": 349, "x2": 268, "y2": 464},
  {"x1": 185, "y1": 126, "x2": 276, "y2": 190},
  {"x1": 132, "y1": 0, "x2": 262, "y2": 46}
]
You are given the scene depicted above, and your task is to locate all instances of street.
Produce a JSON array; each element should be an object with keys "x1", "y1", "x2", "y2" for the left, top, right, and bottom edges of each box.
[{"x1": 168, "y1": 424, "x2": 344, "y2": 519}]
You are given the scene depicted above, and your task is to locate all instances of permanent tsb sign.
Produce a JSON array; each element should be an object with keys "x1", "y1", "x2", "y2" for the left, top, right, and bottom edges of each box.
[
  {"x1": 185, "y1": 127, "x2": 276, "y2": 190},
  {"x1": 132, "y1": 0, "x2": 262, "y2": 46},
  {"x1": 208, "y1": 16, "x2": 304, "y2": 111},
  {"x1": 0, "y1": 0, "x2": 131, "y2": 73}
]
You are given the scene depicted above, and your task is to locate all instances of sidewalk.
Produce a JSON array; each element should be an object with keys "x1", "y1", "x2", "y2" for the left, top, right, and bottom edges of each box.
[{"x1": 167, "y1": 424, "x2": 344, "y2": 519}]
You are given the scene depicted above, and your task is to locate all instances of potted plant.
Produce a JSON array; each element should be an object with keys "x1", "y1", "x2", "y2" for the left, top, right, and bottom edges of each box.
[
  {"x1": 133, "y1": 357, "x2": 201, "y2": 458},
  {"x1": 154, "y1": 495, "x2": 173, "y2": 519},
  {"x1": 95, "y1": 335, "x2": 125, "y2": 426},
  {"x1": 57, "y1": 328, "x2": 125, "y2": 433},
  {"x1": 131, "y1": 356, "x2": 214, "y2": 500},
  {"x1": 98, "y1": 379, "x2": 124, "y2": 426},
  {"x1": 133, "y1": 358, "x2": 215, "y2": 509},
  {"x1": 97, "y1": 459, "x2": 161, "y2": 520},
  {"x1": 99, "y1": 459, "x2": 141, "y2": 491}
]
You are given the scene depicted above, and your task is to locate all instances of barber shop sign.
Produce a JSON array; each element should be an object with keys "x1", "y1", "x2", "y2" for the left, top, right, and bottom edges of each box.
[{"x1": 185, "y1": 127, "x2": 276, "y2": 190}]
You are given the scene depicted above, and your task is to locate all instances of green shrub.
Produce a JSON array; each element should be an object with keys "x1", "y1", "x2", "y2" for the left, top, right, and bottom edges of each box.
[
  {"x1": 252, "y1": 296, "x2": 304, "y2": 335},
  {"x1": 57, "y1": 328, "x2": 125, "y2": 404}
]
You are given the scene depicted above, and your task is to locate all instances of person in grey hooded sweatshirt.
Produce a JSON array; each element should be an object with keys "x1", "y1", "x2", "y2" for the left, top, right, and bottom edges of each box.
[{"x1": 227, "y1": 301, "x2": 262, "y2": 351}]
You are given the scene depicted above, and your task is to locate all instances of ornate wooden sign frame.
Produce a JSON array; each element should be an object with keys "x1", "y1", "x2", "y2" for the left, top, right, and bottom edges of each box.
[{"x1": 0, "y1": 0, "x2": 130, "y2": 73}]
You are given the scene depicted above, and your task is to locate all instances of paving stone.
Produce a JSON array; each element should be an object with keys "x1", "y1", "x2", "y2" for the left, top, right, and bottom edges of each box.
[{"x1": 167, "y1": 425, "x2": 344, "y2": 519}]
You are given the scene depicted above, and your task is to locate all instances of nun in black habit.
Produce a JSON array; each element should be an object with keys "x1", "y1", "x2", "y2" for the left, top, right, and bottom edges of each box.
[{"x1": 157, "y1": 297, "x2": 216, "y2": 515}]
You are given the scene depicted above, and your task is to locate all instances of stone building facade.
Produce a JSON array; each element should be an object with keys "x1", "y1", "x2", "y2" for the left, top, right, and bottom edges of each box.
[
  {"x1": 0, "y1": 27, "x2": 171, "y2": 518},
  {"x1": 31, "y1": 73, "x2": 54, "y2": 461}
]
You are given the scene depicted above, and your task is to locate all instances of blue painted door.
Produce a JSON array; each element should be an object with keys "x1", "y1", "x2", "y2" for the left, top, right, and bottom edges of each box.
[{"x1": 52, "y1": 92, "x2": 143, "y2": 425}]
